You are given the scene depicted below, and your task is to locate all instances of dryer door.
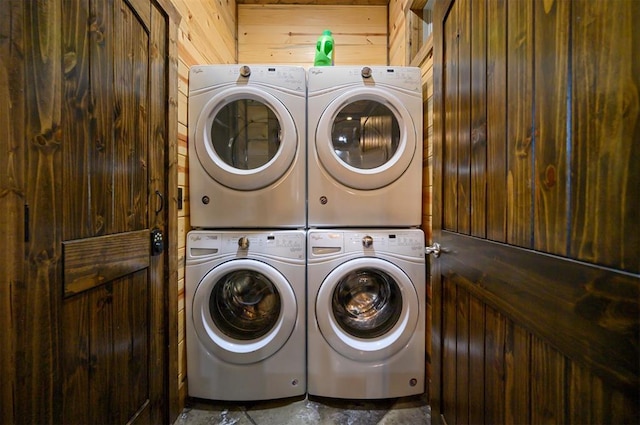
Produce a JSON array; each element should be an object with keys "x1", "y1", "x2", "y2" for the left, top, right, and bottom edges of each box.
[
  {"x1": 192, "y1": 259, "x2": 297, "y2": 364},
  {"x1": 315, "y1": 88, "x2": 417, "y2": 190},
  {"x1": 315, "y1": 257, "x2": 419, "y2": 361},
  {"x1": 194, "y1": 87, "x2": 298, "y2": 190}
]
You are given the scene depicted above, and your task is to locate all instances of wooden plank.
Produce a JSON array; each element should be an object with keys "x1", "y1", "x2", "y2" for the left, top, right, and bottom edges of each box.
[
  {"x1": 485, "y1": 0, "x2": 507, "y2": 242},
  {"x1": 533, "y1": 0, "x2": 570, "y2": 256},
  {"x1": 442, "y1": 0, "x2": 458, "y2": 231},
  {"x1": 440, "y1": 231, "x2": 640, "y2": 396},
  {"x1": 131, "y1": 10, "x2": 149, "y2": 231},
  {"x1": 484, "y1": 304, "x2": 506, "y2": 425},
  {"x1": 506, "y1": 0, "x2": 534, "y2": 248},
  {"x1": 89, "y1": 284, "x2": 115, "y2": 424},
  {"x1": 62, "y1": 0, "x2": 91, "y2": 241},
  {"x1": 469, "y1": 0, "x2": 486, "y2": 238},
  {"x1": 429, "y1": 1, "x2": 448, "y2": 419},
  {"x1": 570, "y1": 0, "x2": 640, "y2": 273},
  {"x1": 174, "y1": 0, "x2": 236, "y2": 63},
  {"x1": 237, "y1": 0, "x2": 389, "y2": 4},
  {"x1": 62, "y1": 230, "x2": 150, "y2": 296},
  {"x1": 442, "y1": 276, "x2": 457, "y2": 424},
  {"x1": 456, "y1": 0, "x2": 470, "y2": 235},
  {"x1": 238, "y1": 4, "x2": 387, "y2": 65},
  {"x1": 468, "y1": 294, "x2": 485, "y2": 425},
  {"x1": 454, "y1": 284, "x2": 469, "y2": 424},
  {"x1": 20, "y1": 1, "x2": 63, "y2": 422},
  {"x1": 530, "y1": 337, "x2": 565, "y2": 423},
  {"x1": 60, "y1": 294, "x2": 90, "y2": 424},
  {"x1": 568, "y1": 361, "x2": 605, "y2": 424},
  {"x1": 90, "y1": 0, "x2": 115, "y2": 238},
  {"x1": 0, "y1": 1, "x2": 24, "y2": 422},
  {"x1": 505, "y1": 321, "x2": 530, "y2": 424},
  {"x1": 238, "y1": 44, "x2": 387, "y2": 66}
]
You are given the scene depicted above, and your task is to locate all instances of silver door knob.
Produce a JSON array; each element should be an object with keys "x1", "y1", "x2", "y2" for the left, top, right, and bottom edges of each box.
[
  {"x1": 425, "y1": 242, "x2": 442, "y2": 257},
  {"x1": 362, "y1": 235, "x2": 374, "y2": 248},
  {"x1": 238, "y1": 236, "x2": 250, "y2": 249}
]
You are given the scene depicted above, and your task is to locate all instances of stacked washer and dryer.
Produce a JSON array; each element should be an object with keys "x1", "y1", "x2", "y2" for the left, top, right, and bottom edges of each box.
[
  {"x1": 306, "y1": 66, "x2": 426, "y2": 399},
  {"x1": 186, "y1": 64, "x2": 425, "y2": 402},
  {"x1": 185, "y1": 65, "x2": 307, "y2": 401}
]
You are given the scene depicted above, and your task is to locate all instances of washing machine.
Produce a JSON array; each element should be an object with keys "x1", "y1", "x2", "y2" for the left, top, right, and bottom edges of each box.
[
  {"x1": 188, "y1": 65, "x2": 306, "y2": 228},
  {"x1": 307, "y1": 66, "x2": 423, "y2": 228},
  {"x1": 185, "y1": 230, "x2": 306, "y2": 401},
  {"x1": 306, "y1": 229, "x2": 425, "y2": 399}
]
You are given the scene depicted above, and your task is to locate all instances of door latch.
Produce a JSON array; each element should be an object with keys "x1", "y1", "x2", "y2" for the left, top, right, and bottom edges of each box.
[
  {"x1": 425, "y1": 242, "x2": 442, "y2": 258},
  {"x1": 151, "y1": 228, "x2": 164, "y2": 255}
]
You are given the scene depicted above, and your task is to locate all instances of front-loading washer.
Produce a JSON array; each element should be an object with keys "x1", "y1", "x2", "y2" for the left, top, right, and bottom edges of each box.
[
  {"x1": 188, "y1": 65, "x2": 306, "y2": 228},
  {"x1": 306, "y1": 229, "x2": 425, "y2": 399},
  {"x1": 307, "y1": 66, "x2": 423, "y2": 228},
  {"x1": 185, "y1": 230, "x2": 306, "y2": 401}
]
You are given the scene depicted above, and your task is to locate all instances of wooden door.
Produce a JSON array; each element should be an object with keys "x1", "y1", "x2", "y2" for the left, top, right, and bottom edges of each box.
[
  {"x1": 430, "y1": 0, "x2": 639, "y2": 423},
  {"x1": 0, "y1": 0, "x2": 179, "y2": 423}
]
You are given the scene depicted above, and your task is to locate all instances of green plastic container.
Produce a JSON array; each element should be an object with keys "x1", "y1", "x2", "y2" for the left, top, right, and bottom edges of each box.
[{"x1": 314, "y1": 30, "x2": 334, "y2": 66}]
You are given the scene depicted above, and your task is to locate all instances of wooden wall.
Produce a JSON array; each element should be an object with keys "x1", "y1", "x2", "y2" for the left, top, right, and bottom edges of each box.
[
  {"x1": 389, "y1": 0, "x2": 408, "y2": 65},
  {"x1": 168, "y1": 0, "x2": 237, "y2": 404},
  {"x1": 238, "y1": 4, "x2": 387, "y2": 66}
]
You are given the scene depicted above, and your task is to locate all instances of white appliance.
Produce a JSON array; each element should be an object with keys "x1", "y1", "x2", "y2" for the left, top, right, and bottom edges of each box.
[
  {"x1": 307, "y1": 66, "x2": 423, "y2": 228},
  {"x1": 306, "y1": 229, "x2": 425, "y2": 399},
  {"x1": 188, "y1": 65, "x2": 306, "y2": 228},
  {"x1": 185, "y1": 230, "x2": 306, "y2": 401}
]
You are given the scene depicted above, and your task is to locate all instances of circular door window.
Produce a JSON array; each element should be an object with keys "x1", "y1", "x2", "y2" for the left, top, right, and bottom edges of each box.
[
  {"x1": 194, "y1": 87, "x2": 298, "y2": 190},
  {"x1": 315, "y1": 258, "x2": 419, "y2": 362},
  {"x1": 193, "y1": 259, "x2": 297, "y2": 364},
  {"x1": 332, "y1": 268, "x2": 402, "y2": 339},
  {"x1": 315, "y1": 88, "x2": 417, "y2": 190}
]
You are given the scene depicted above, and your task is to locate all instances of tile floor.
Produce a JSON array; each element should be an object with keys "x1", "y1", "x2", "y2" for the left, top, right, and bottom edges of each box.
[{"x1": 174, "y1": 394, "x2": 431, "y2": 425}]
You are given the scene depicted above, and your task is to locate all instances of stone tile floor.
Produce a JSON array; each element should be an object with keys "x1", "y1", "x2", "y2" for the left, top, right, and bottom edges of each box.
[{"x1": 174, "y1": 394, "x2": 431, "y2": 425}]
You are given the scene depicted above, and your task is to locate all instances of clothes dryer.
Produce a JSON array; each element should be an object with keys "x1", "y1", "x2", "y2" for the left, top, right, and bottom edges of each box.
[
  {"x1": 185, "y1": 230, "x2": 306, "y2": 401},
  {"x1": 306, "y1": 229, "x2": 425, "y2": 399},
  {"x1": 189, "y1": 65, "x2": 306, "y2": 228},
  {"x1": 307, "y1": 66, "x2": 423, "y2": 228}
]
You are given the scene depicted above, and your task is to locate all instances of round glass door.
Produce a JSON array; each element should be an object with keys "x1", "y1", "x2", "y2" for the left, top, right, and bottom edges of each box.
[
  {"x1": 194, "y1": 87, "x2": 298, "y2": 190},
  {"x1": 315, "y1": 88, "x2": 417, "y2": 190},
  {"x1": 209, "y1": 270, "x2": 282, "y2": 340},
  {"x1": 193, "y1": 259, "x2": 297, "y2": 364},
  {"x1": 332, "y1": 268, "x2": 402, "y2": 339},
  {"x1": 315, "y1": 258, "x2": 419, "y2": 362},
  {"x1": 330, "y1": 101, "x2": 400, "y2": 170}
]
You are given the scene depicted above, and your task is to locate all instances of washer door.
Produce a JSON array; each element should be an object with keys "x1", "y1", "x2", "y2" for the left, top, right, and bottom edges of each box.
[
  {"x1": 192, "y1": 259, "x2": 297, "y2": 364},
  {"x1": 315, "y1": 258, "x2": 419, "y2": 362},
  {"x1": 194, "y1": 87, "x2": 298, "y2": 190},
  {"x1": 315, "y1": 88, "x2": 417, "y2": 190}
]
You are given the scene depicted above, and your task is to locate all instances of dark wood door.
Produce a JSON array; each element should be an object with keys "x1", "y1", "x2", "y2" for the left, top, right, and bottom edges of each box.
[
  {"x1": 430, "y1": 0, "x2": 639, "y2": 423},
  {"x1": 1, "y1": 0, "x2": 178, "y2": 423}
]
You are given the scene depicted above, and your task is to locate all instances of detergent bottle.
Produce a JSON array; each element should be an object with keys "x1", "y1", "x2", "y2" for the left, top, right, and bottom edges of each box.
[{"x1": 314, "y1": 30, "x2": 334, "y2": 66}]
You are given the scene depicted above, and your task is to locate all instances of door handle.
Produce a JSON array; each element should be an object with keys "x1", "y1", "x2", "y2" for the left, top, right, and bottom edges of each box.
[
  {"x1": 154, "y1": 190, "x2": 164, "y2": 215},
  {"x1": 425, "y1": 242, "x2": 444, "y2": 258}
]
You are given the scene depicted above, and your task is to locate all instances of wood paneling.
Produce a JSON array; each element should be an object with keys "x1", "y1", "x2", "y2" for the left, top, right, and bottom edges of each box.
[
  {"x1": 238, "y1": 0, "x2": 389, "y2": 4},
  {"x1": 238, "y1": 4, "x2": 387, "y2": 66},
  {"x1": 169, "y1": 0, "x2": 236, "y2": 406},
  {"x1": 571, "y1": 0, "x2": 640, "y2": 273},
  {"x1": 432, "y1": 0, "x2": 639, "y2": 423},
  {"x1": 434, "y1": 234, "x2": 639, "y2": 423},
  {"x1": 1, "y1": 1, "x2": 179, "y2": 423}
]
